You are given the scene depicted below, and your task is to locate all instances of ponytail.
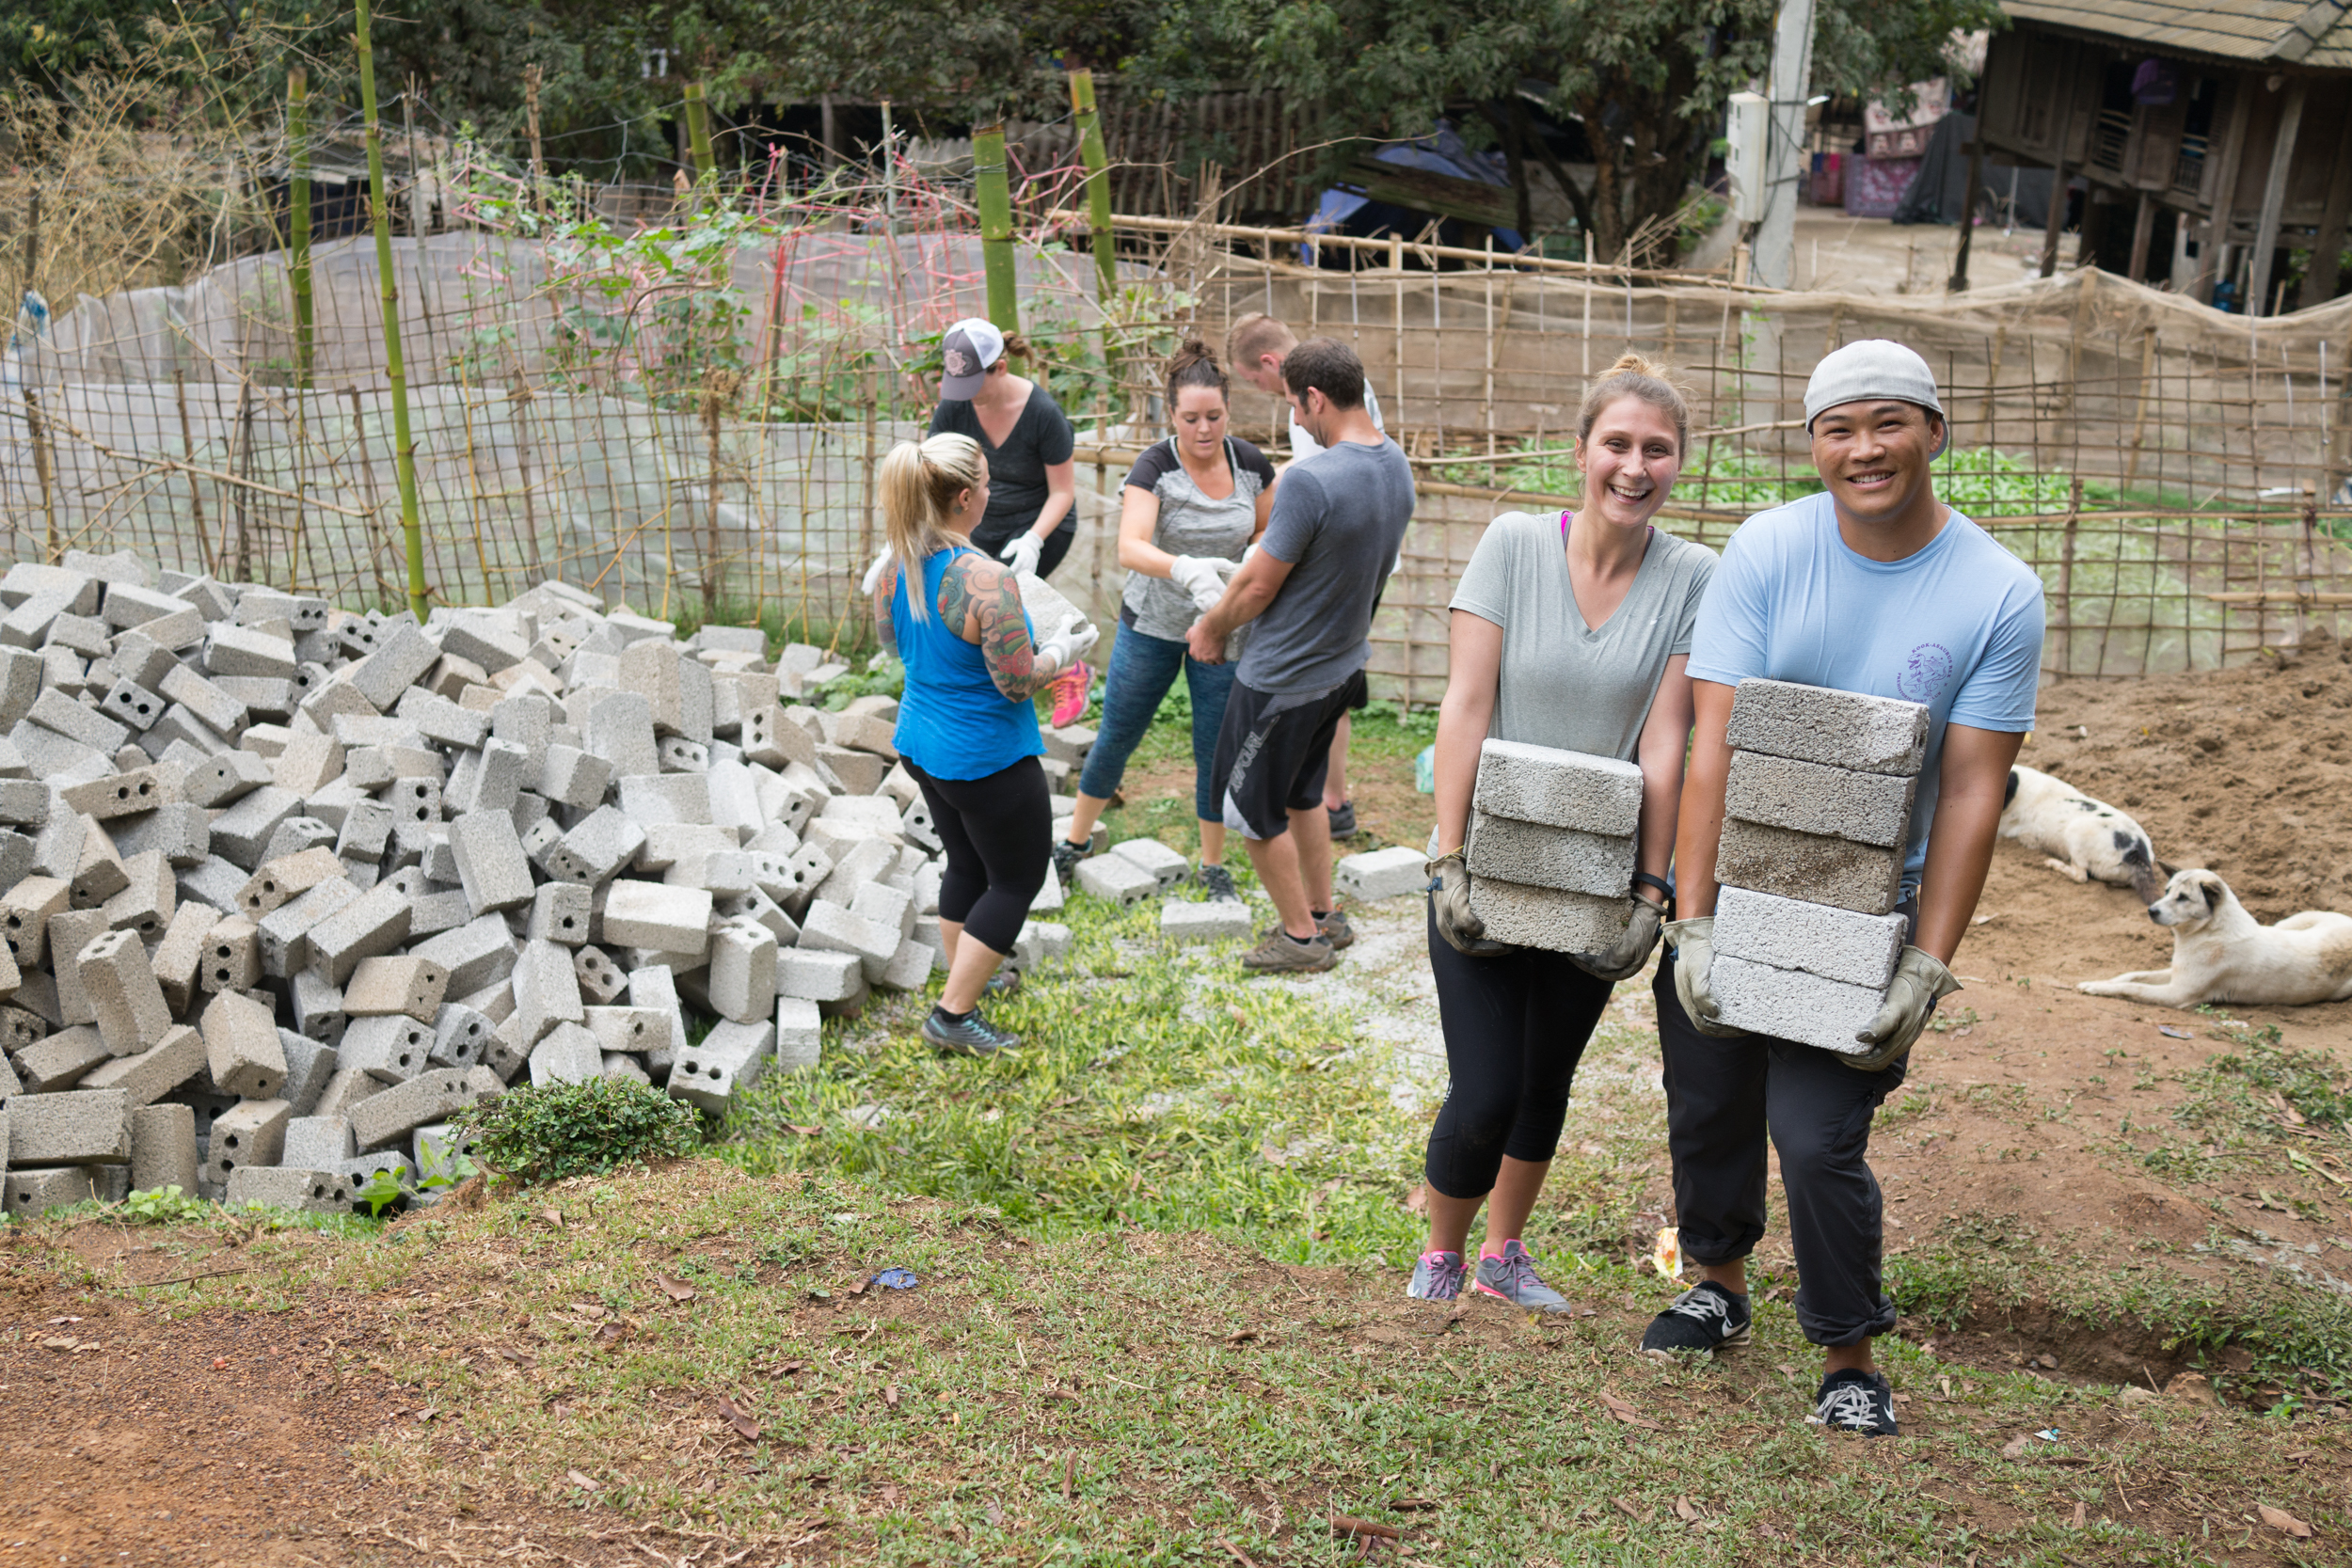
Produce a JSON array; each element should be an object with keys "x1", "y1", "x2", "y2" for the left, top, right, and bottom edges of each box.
[{"x1": 879, "y1": 433, "x2": 984, "y2": 623}]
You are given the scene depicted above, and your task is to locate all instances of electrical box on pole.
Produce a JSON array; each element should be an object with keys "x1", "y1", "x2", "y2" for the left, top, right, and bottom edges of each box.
[{"x1": 1726, "y1": 92, "x2": 1769, "y2": 225}]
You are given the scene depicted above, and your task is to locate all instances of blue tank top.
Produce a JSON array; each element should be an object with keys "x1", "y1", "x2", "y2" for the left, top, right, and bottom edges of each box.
[{"x1": 891, "y1": 546, "x2": 1044, "y2": 780}]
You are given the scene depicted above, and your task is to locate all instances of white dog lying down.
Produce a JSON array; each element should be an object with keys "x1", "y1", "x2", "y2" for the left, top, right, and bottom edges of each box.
[
  {"x1": 2079, "y1": 869, "x2": 2352, "y2": 1008},
  {"x1": 2002, "y1": 764, "x2": 2166, "y2": 901}
]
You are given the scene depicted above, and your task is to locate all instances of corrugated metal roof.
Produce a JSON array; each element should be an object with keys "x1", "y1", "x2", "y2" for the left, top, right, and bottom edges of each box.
[{"x1": 2002, "y1": 0, "x2": 2352, "y2": 63}]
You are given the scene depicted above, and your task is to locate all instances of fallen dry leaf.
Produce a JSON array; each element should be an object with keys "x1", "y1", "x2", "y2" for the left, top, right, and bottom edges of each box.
[
  {"x1": 883, "y1": 1384, "x2": 901, "y2": 1407},
  {"x1": 1259, "y1": 1142, "x2": 1290, "y2": 1166},
  {"x1": 1327, "y1": 1513, "x2": 1404, "y2": 1542},
  {"x1": 540, "y1": 1208, "x2": 564, "y2": 1228},
  {"x1": 2000, "y1": 1434, "x2": 2034, "y2": 1461},
  {"x1": 1227, "y1": 1005, "x2": 1249, "y2": 1027},
  {"x1": 785, "y1": 1123, "x2": 821, "y2": 1135},
  {"x1": 1674, "y1": 1497, "x2": 1702, "y2": 1523},
  {"x1": 2258, "y1": 1504, "x2": 2313, "y2": 1539},
  {"x1": 591, "y1": 1321, "x2": 630, "y2": 1352},
  {"x1": 1613, "y1": 1496, "x2": 1648, "y2": 1521},
  {"x1": 654, "y1": 1275, "x2": 697, "y2": 1303},
  {"x1": 1225, "y1": 1329, "x2": 1260, "y2": 1344},
  {"x1": 566, "y1": 1468, "x2": 600, "y2": 1491},
  {"x1": 1597, "y1": 1388, "x2": 1664, "y2": 1432},
  {"x1": 1404, "y1": 1186, "x2": 1430, "y2": 1215},
  {"x1": 713, "y1": 1393, "x2": 759, "y2": 1442},
  {"x1": 1391, "y1": 1497, "x2": 1438, "y2": 1512}
]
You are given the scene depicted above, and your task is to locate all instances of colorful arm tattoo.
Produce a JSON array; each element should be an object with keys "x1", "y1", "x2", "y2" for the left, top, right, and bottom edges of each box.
[
  {"x1": 873, "y1": 561, "x2": 898, "y2": 656},
  {"x1": 945, "y1": 552, "x2": 1053, "y2": 701}
]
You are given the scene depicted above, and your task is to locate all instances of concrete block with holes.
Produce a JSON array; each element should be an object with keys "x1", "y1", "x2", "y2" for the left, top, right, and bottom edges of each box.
[
  {"x1": 81, "y1": 1023, "x2": 205, "y2": 1108},
  {"x1": 571, "y1": 945, "x2": 627, "y2": 1006},
  {"x1": 303, "y1": 879, "x2": 413, "y2": 985},
  {"x1": 347, "y1": 1066, "x2": 501, "y2": 1152},
  {"x1": 198, "y1": 915, "x2": 261, "y2": 995},
  {"x1": 61, "y1": 766, "x2": 176, "y2": 821},
  {"x1": 508, "y1": 939, "x2": 585, "y2": 1049},
  {"x1": 707, "y1": 920, "x2": 778, "y2": 1022},
  {"x1": 79, "y1": 927, "x2": 175, "y2": 1055},
  {"x1": 430, "y1": 1003, "x2": 493, "y2": 1069},
  {"x1": 666, "y1": 1019, "x2": 773, "y2": 1112},
  {"x1": 199, "y1": 1098, "x2": 291, "y2": 1185},
  {"x1": 224, "y1": 1164, "x2": 354, "y2": 1213},
  {"x1": 343, "y1": 956, "x2": 449, "y2": 1022},
  {"x1": 1073, "y1": 853, "x2": 1158, "y2": 906},
  {"x1": 200, "y1": 989, "x2": 288, "y2": 1099},
  {"x1": 529, "y1": 882, "x2": 592, "y2": 945}
]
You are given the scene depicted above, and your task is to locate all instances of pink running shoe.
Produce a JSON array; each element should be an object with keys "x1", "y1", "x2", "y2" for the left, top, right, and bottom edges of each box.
[{"x1": 1048, "y1": 659, "x2": 1092, "y2": 727}]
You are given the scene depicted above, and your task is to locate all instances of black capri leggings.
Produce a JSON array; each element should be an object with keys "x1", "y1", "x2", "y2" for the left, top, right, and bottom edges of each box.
[
  {"x1": 904, "y1": 756, "x2": 1051, "y2": 955},
  {"x1": 1422, "y1": 897, "x2": 1616, "y2": 1198}
]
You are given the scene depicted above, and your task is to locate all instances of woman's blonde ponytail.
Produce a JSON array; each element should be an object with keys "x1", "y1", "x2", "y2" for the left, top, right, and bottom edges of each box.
[{"x1": 878, "y1": 433, "x2": 985, "y2": 624}]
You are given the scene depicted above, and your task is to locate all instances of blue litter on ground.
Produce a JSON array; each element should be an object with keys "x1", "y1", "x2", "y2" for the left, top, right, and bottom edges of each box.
[{"x1": 871, "y1": 1267, "x2": 918, "y2": 1290}]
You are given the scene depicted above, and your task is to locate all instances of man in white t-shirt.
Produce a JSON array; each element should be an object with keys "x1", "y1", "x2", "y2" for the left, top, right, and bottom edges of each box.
[{"x1": 1227, "y1": 312, "x2": 1392, "y2": 839}]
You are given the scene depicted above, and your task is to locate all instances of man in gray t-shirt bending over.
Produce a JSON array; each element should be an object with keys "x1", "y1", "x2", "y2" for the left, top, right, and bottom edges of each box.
[{"x1": 1189, "y1": 337, "x2": 1415, "y2": 974}]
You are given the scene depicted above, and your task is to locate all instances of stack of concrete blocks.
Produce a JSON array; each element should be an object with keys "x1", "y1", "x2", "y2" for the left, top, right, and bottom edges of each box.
[
  {"x1": 0, "y1": 547, "x2": 1020, "y2": 1217},
  {"x1": 1707, "y1": 678, "x2": 1930, "y2": 1053},
  {"x1": 1461, "y1": 739, "x2": 1641, "y2": 952}
]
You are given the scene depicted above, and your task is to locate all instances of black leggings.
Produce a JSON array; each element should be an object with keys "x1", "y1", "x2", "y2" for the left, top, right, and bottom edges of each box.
[
  {"x1": 1422, "y1": 897, "x2": 1615, "y2": 1198},
  {"x1": 904, "y1": 756, "x2": 1051, "y2": 954}
]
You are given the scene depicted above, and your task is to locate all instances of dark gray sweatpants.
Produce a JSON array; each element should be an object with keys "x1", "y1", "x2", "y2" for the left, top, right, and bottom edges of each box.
[{"x1": 1651, "y1": 943, "x2": 1908, "y2": 1348}]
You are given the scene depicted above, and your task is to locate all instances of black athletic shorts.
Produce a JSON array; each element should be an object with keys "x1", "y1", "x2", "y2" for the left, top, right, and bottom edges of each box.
[
  {"x1": 1213, "y1": 676, "x2": 1356, "y2": 841},
  {"x1": 1343, "y1": 666, "x2": 1371, "y2": 712}
]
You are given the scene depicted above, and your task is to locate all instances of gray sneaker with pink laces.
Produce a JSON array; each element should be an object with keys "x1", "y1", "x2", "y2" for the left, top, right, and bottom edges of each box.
[
  {"x1": 1473, "y1": 1239, "x2": 1570, "y2": 1312},
  {"x1": 1407, "y1": 1249, "x2": 1470, "y2": 1301}
]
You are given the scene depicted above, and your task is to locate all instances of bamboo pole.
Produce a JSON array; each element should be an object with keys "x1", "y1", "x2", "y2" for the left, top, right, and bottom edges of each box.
[
  {"x1": 973, "y1": 123, "x2": 1021, "y2": 337},
  {"x1": 1069, "y1": 71, "x2": 1117, "y2": 305},
  {"x1": 355, "y1": 0, "x2": 428, "y2": 618},
  {"x1": 683, "y1": 81, "x2": 716, "y2": 200},
  {"x1": 523, "y1": 65, "x2": 547, "y2": 217},
  {"x1": 288, "y1": 67, "x2": 314, "y2": 392}
]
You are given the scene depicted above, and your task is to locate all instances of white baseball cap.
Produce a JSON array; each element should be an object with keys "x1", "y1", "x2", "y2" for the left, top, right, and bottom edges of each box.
[
  {"x1": 940, "y1": 317, "x2": 1006, "y2": 400},
  {"x1": 1804, "y1": 339, "x2": 1948, "y2": 457}
]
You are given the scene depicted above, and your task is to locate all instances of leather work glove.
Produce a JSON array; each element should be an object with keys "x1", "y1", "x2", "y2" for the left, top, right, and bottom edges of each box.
[
  {"x1": 1427, "y1": 852, "x2": 1510, "y2": 957},
  {"x1": 998, "y1": 531, "x2": 1044, "y2": 578},
  {"x1": 1167, "y1": 555, "x2": 1229, "y2": 615},
  {"x1": 1571, "y1": 895, "x2": 1664, "y2": 983},
  {"x1": 1847, "y1": 945, "x2": 1962, "y2": 1072},
  {"x1": 859, "y1": 548, "x2": 895, "y2": 596},
  {"x1": 1035, "y1": 619, "x2": 1100, "y2": 679},
  {"x1": 1663, "y1": 916, "x2": 1748, "y2": 1038}
]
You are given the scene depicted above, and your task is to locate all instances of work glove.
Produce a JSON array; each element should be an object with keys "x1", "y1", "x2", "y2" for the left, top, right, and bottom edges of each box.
[
  {"x1": 1427, "y1": 852, "x2": 1510, "y2": 957},
  {"x1": 1571, "y1": 895, "x2": 1664, "y2": 983},
  {"x1": 1847, "y1": 945, "x2": 1962, "y2": 1072},
  {"x1": 1663, "y1": 916, "x2": 1748, "y2": 1038},
  {"x1": 1036, "y1": 618, "x2": 1099, "y2": 678},
  {"x1": 1167, "y1": 556, "x2": 1229, "y2": 615},
  {"x1": 999, "y1": 531, "x2": 1044, "y2": 578},
  {"x1": 859, "y1": 548, "x2": 894, "y2": 596}
]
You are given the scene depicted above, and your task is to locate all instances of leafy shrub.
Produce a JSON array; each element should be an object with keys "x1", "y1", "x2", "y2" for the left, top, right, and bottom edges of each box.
[
  {"x1": 121, "y1": 1185, "x2": 212, "y2": 1224},
  {"x1": 453, "y1": 1078, "x2": 703, "y2": 1186}
]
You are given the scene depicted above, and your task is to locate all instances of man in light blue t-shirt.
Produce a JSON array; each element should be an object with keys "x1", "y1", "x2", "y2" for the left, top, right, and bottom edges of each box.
[{"x1": 1637, "y1": 341, "x2": 2044, "y2": 1438}]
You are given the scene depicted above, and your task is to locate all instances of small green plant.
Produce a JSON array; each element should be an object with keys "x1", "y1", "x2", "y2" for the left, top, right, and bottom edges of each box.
[
  {"x1": 120, "y1": 1185, "x2": 211, "y2": 1224},
  {"x1": 453, "y1": 1077, "x2": 703, "y2": 1186},
  {"x1": 354, "y1": 1167, "x2": 406, "y2": 1218}
]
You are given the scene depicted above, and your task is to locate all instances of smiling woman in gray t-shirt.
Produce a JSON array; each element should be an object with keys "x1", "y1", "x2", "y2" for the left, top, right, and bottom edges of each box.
[{"x1": 1406, "y1": 353, "x2": 1718, "y2": 1314}]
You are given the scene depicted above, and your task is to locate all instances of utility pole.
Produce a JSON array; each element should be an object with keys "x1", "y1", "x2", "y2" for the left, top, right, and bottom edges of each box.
[{"x1": 1750, "y1": 0, "x2": 1816, "y2": 291}]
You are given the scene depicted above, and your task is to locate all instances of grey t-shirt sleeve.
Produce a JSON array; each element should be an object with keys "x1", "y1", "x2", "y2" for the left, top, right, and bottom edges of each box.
[
  {"x1": 1259, "y1": 466, "x2": 1327, "y2": 564},
  {"x1": 1450, "y1": 512, "x2": 1535, "y2": 627},
  {"x1": 1670, "y1": 545, "x2": 1718, "y2": 657}
]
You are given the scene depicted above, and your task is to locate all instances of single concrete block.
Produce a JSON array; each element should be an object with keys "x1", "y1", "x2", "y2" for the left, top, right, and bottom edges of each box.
[
  {"x1": 849, "y1": 880, "x2": 915, "y2": 940},
  {"x1": 582, "y1": 1005, "x2": 665, "y2": 1057},
  {"x1": 150, "y1": 900, "x2": 221, "y2": 1016},
  {"x1": 281, "y1": 1115, "x2": 357, "y2": 1169},
  {"x1": 184, "y1": 751, "x2": 275, "y2": 810},
  {"x1": 1073, "y1": 853, "x2": 1158, "y2": 905},
  {"x1": 774, "y1": 996, "x2": 822, "y2": 1073},
  {"x1": 537, "y1": 744, "x2": 613, "y2": 811},
  {"x1": 1712, "y1": 884, "x2": 1908, "y2": 990},
  {"x1": 800, "y1": 901, "x2": 900, "y2": 981},
  {"x1": 546, "y1": 806, "x2": 645, "y2": 885},
  {"x1": 254, "y1": 878, "x2": 361, "y2": 978},
  {"x1": 1709, "y1": 954, "x2": 1887, "y2": 1055},
  {"x1": 509, "y1": 939, "x2": 585, "y2": 1047},
  {"x1": 586, "y1": 690, "x2": 660, "y2": 781},
  {"x1": 337, "y1": 1013, "x2": 437, "y2": 1084},
  {"x1": 1467, "y1": 812, "x2": 1636, "y2": 899},
  {"x1": 278, "y1": 1032, "x2": 340, "y2": 1116},
  {"x1": 15, "y1": 1025, "x2": 113, "y2": 1092},
  {"x1": 79, "y1": 927, "x2": 174, "y2": 1055},
  {"x1": 288, "y1": 967, "x2": 349, "y2": 1046},
  {"x1": 199, "y1": 989, "x2": 287, "y2": 1099},
  {"x1": 208, "y1": 1099, "x2": 294, "y2": 1182},
  {"x1": 81, "y1": 1022, "x2": 206, "y2": 1107},
  {"x1": 344, "y1": 956, "x2": 449, "y2": 1022},
  {"x1": 346, "y1": 1066, "x2": 501, "y2": 1152},
  {"x1": 48, "y1": 910, "x2": 109, "y2": 1025},
  {"x1": 1715, "y1": 817, "x2": 1905, "y2": 917},
  {"x1": 100, "y1": 677, "x2": 166, "y2": 732},
  {"x1": 528, "y1": 881, "x2": 592, "y2": 945},
  {"x1": 210, "y1": 785, "x2": 304, "y2": 869},
  {"x1": 129, "y1": 1102, "x2": 199, "y2": 1195},
  {"x1": 61, "y1": 766, "x2": 175, "y2": 821},
  {"x1": 1472, "y1": 739, "x2": 1645, "y2": 836},
  {"x1": 1466, "y1": 879, "x2": 1629, "y2": 955},
  {"x1": 528, "y1": 1022, "x2": 604, "y2": 1086},
  {"x1": 224, "y1": 1165, "x2": 354, "y2": 1213},
  {"x1": 0, "y1": 874, "x2": 69, "y2": 967},
  {"x1": 707, "y1": 920, "x2": 779, "y2": 1022},
  {"x1": 271, "y1": 732, "x2": 345, "y2": 797},
  {"x1": 617, "y1": 772, "x2": 712, "y2": 828},
  {"x1": 627, "y1": 964, "x2": 687, "y2": 1073},
  {"x1": 302, "y1": 879, "x2": 413, "y2": 984},
  {"x1": 28, "y1": 689, "x2": 131, "y2": 754},
  {"x1": 601, "y1": 881, "x2": 712, "y2": 958},
  {"x1": 5, "y1": 1166, "x2": 98, "y2": 1214},
  {"x1": 875, "y1": 937, "x2": 933, "y2": 991},
  {"x1": 1335, "y1": 845, "x2": 1431, "y2": 902},
  {"x1": 156, "y1": 663, "x2": 247, "y2": 737},
  {"x1": 412, "y1": 914, "x2": 518, "y2": 996},
  {"x1": 667, "y1": 1020, "x2": 773, "y2": 1113},
  {"x1": 109, "y1": 800, "x2": 210, "y2": 868},
  {"x1": 430, "y1": 1003, "x2": 493, "y2": 1069},
  {"x1": 777, "y1": 947, "x2": 863, "y2": 1003},
  {"x1": 446, "y1": 810, "x2": 532, "y2": 918},
  {"x1": 1725, "y1": 678, "x2": 1931, "y2": 778},
  {"x1": 196, "y1": 914, "x2": 262, "y2": 996},
  {"x1": 236, "y1": 845, "x2": 346, "y2": 919},
  {"x1": 70, "y1": 824, "x2": 133, "y2": 911},
  {"x1": 1161, "y1": 899, "x2": 1253, "y2": 943},
  {"x1": 1107, "y1": 836, "x2": 1189, "y2": 889},
  {"x1": 349, "y1": 624, "x2": 440, "y2": 713},
  {"x1": 1724, "y1": 749, "x2": 1917, "y2": 851},
  {"x1": 309, "y1": 1063, "x2": 383, "y2": 1121}
]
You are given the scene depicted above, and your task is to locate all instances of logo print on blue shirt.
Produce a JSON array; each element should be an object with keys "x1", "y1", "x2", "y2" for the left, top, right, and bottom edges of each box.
[{"x1": 1899, "y1": 642, "x2": 1956, "y2": 705}]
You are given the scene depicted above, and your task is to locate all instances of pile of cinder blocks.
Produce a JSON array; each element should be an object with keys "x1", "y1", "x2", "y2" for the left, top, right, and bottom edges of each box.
[
  {"x1": 1458, "y1": 739, "x2": 1640, "y2": 952},
  {"x1": 0, "y1": 548, "x2": 1061, "y2": 1218},
  {"x1": 1708, "y1": 677, "x2": 1930, "y2": 1053}
]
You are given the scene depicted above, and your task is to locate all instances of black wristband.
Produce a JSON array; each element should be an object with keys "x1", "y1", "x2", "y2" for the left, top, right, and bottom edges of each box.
[{"x1": 1632, "y1": 872, "x2": 1675, "y2": 900}]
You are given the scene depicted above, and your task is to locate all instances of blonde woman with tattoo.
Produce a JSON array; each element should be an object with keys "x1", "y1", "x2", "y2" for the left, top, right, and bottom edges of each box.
[{"x1": 875, "y1": 433, "x2": 1099, "y2": 1055}]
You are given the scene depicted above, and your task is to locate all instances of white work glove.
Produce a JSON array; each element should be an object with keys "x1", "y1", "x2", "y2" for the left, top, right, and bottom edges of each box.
[
  {"x1": 1847, "y1": 946, "x2": 1963, "y2": 1071},
  {"x1": 999, "y1": 532, "x2": 1043, "y2": 578},
  {"x1": 1167, "y1": 556, "x2": 1228, "y2": 615},
  {"x1": 1663, "y1": 916, "x2": 1748, "y2": 1038},
  {"x1": 859, "y1": 548, "x2": 894, "y2": 596},
  {"x1": 1036, "y1": 619, "x2": 1099, "y2": 677}
]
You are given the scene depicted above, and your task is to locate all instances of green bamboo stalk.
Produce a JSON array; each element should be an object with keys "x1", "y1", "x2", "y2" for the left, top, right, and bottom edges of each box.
[
  {"x1": 355, "y1": 0, "x2": 426, "y2": 616},
  {"x1": 683, "y1": 81, "x2": 715, "y2": 202},
  {"x1": 972, "y1": 123, "x2": 1020, "y2": 339},
  {"x1": 288, "y1": 65, "x2": 314, "y2": 391},
  {"x1": 1068, "y1": 71, "x2": 1116, "y2": 304}
]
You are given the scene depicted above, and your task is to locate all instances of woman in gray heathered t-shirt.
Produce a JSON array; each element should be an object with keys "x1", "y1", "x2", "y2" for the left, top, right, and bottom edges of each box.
[
  {"x1": 1051, "y1": 338, "x2": 1277, "y2": 900},
  {"x1": 1406, "y1": 354, "x2": 1718, "y2": 1311}
]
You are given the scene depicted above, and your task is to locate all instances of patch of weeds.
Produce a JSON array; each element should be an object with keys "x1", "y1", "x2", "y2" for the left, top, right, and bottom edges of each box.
[
  {"x1": 1927, "y1": 1006, "x2": 1979, "y2": 1035},
  {"x1": 1876, "y1": 1087, "x2": 1936, "y2": 1129},
  {"x1": 119, "y1": 1185, "x2": 212, "y2": 1224},
  {"x1": 2210, "y1": 1028, "x2": 2352, "y2": 1130},
  {"x1": 718, "y1": 893, "x2": 1427, "y2": 1264},
  {"x1": 455, "y1": 1076, "x2": 703, "y2": 1186}
]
